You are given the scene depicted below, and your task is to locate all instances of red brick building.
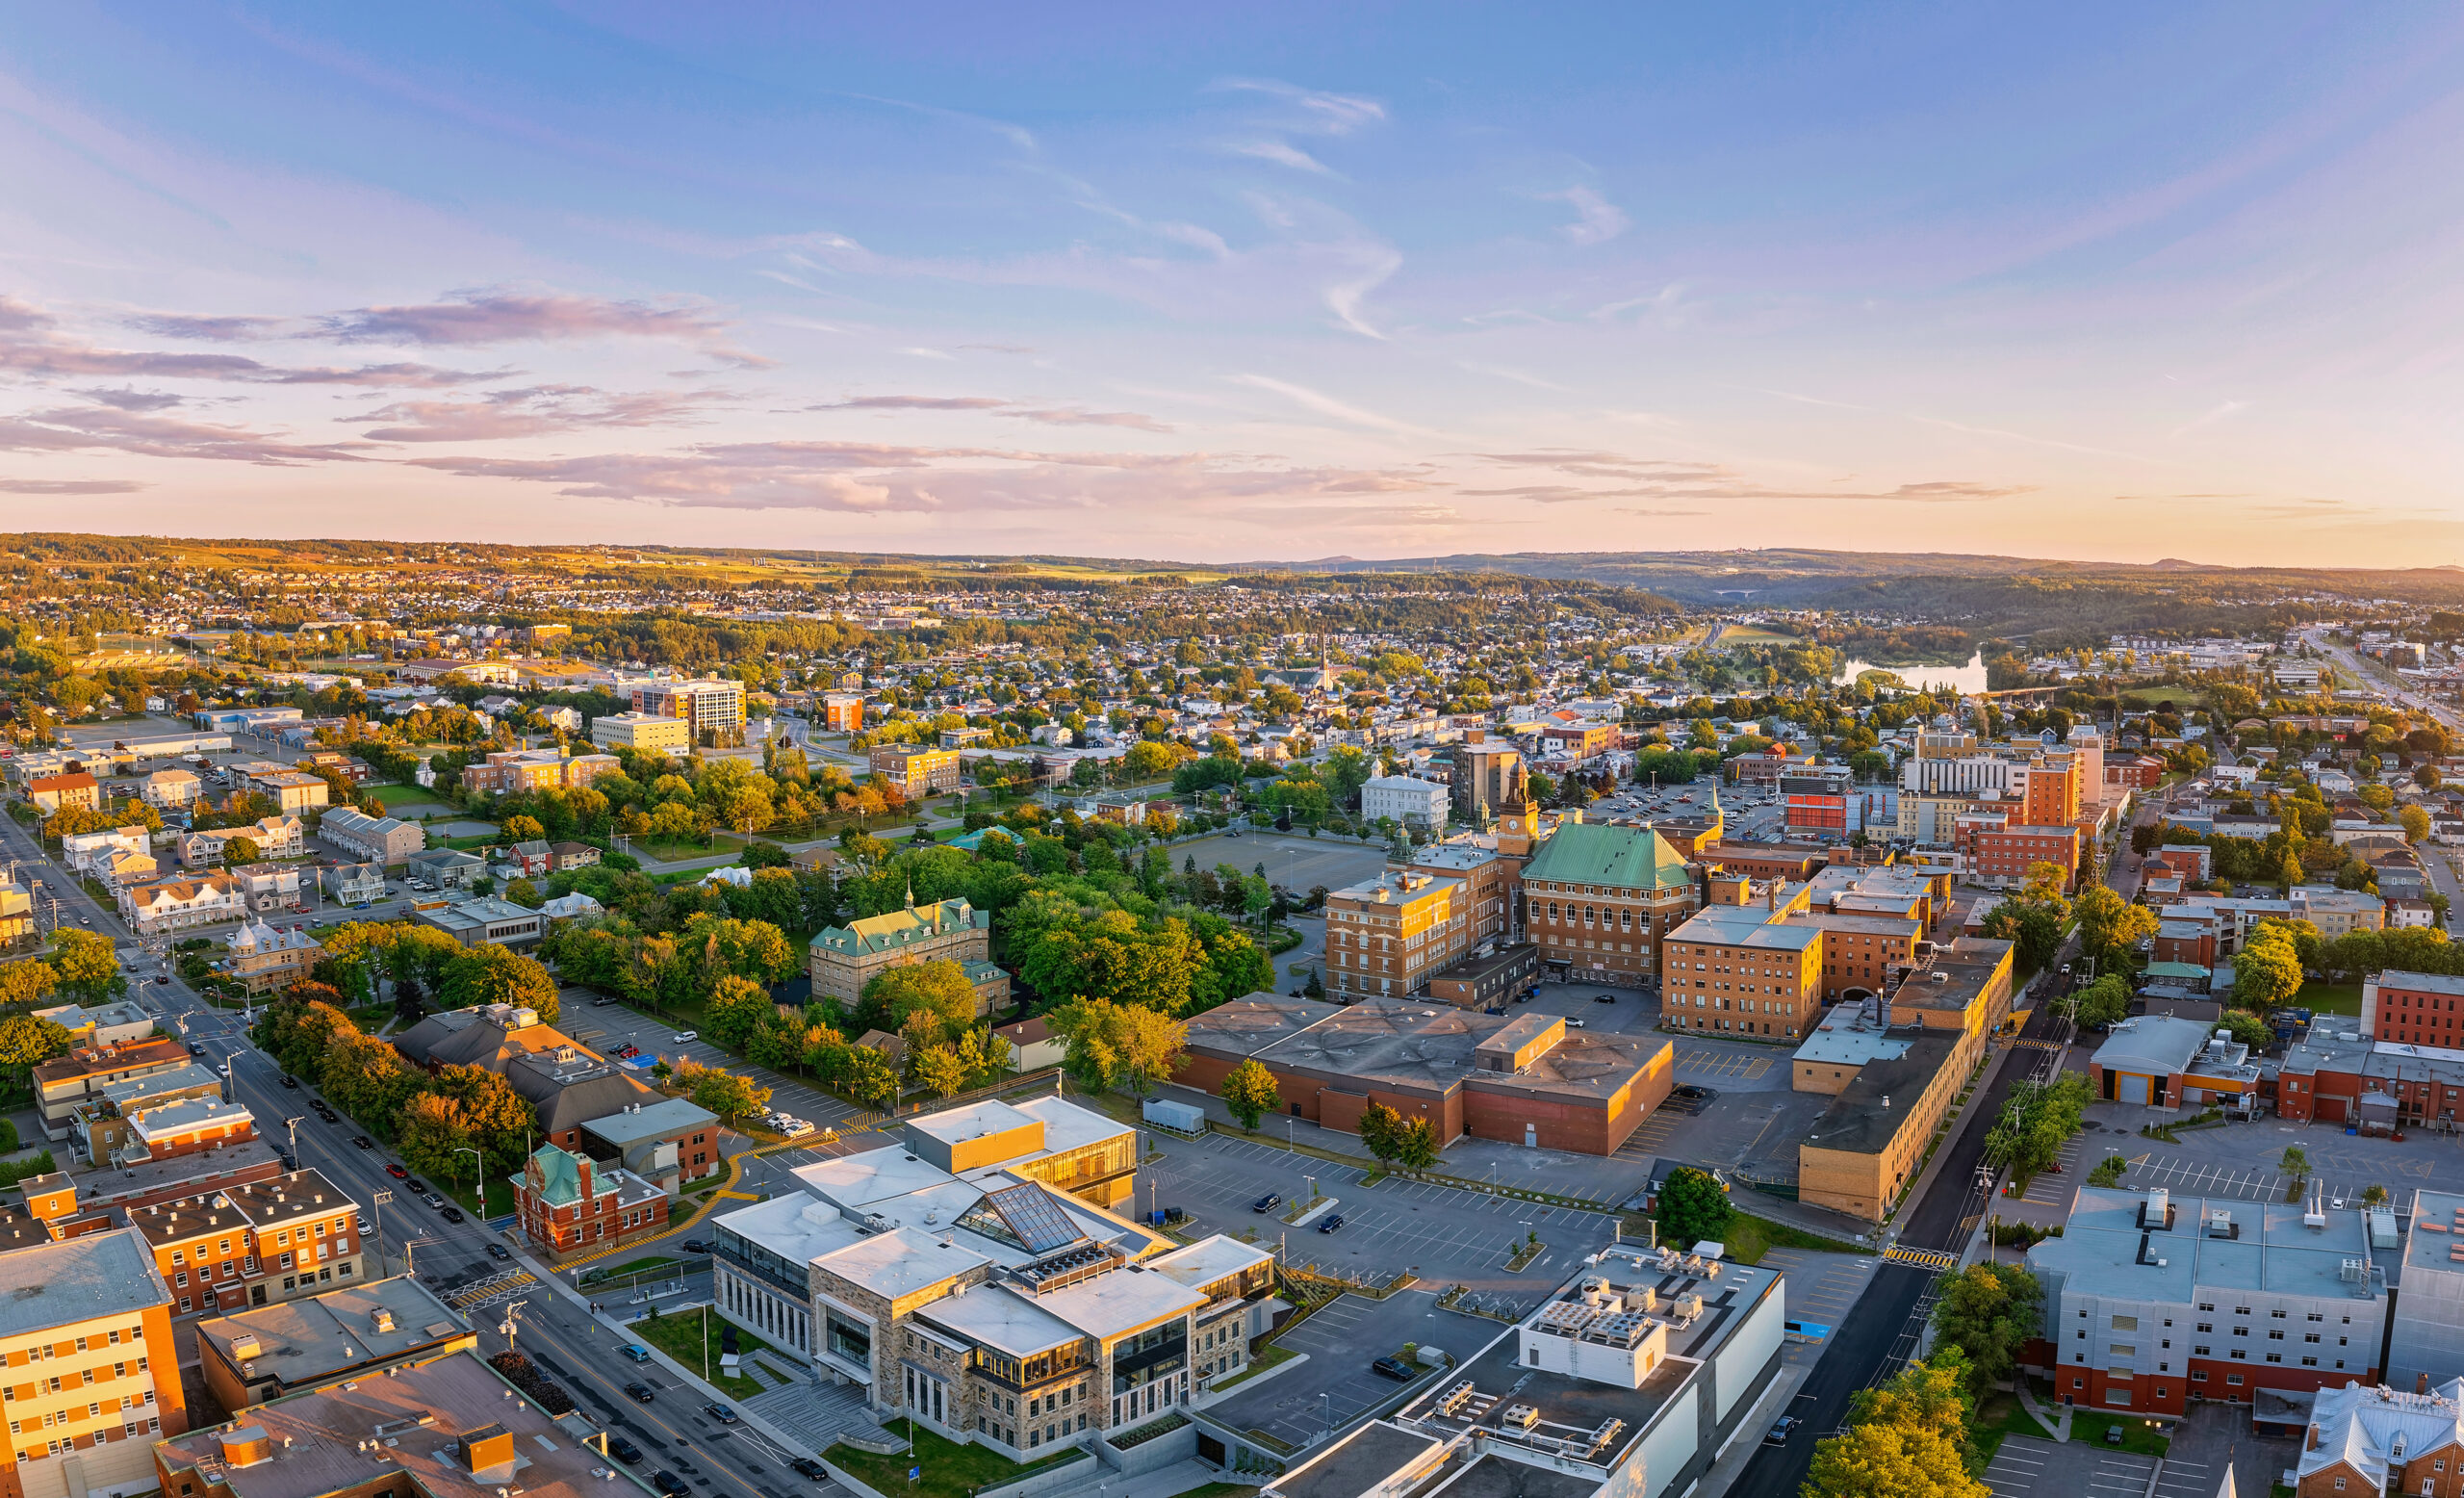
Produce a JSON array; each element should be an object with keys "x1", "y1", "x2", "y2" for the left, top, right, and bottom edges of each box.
[
  {"x1": 512, "y1": 1144, "x2": 671, "y2": 1263},
  {"x1": 2107, "y1": 755, "x2": 2168, "y2": 791},
  {"x1": 1782, "y1": 768, "x2": 1855, "y2": 837},
  {"x1": 1958, "y1": 815, "x2": 2083, "y2": 889},
  {"x1": 2361, "y1": 970, "x2": 2464, "y2": 1046},
  {"x1": 1175, "y1": 997, "x2": 1673, "y2": 1156}
]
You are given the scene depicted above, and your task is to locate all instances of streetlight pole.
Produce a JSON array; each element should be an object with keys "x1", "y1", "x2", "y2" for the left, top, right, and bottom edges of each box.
[
  {"x1": 456, "y1": 1147, "x2": 484, "y2": 1212},
  {"x1": 371, "y1": 1189, "x2": 393, "y2": 1275},
  {"x1": 285, "y1": 1116, "x2": 302, "y2": 1163}
]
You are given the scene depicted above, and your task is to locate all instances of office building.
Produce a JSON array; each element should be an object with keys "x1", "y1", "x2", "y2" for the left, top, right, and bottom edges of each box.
[
  {"x1": 193, "y1": 1276, "x2": 473, "y2": 1410},
  {"x1": 1521, "y1": 821, "x2": 1700, "y2": 987},
  {"x1": 1322, "y1": 870, "x2": 1472, "y2": 1001},
  {"x1": 808, "y1": 895, "x2": 999, "y2": 1010},
  {"x1": 1360, "y1": 774, "x2": 1450, "y2": 831},
  {"x1": 127, "y1": 1170, "x2": 365, "y2": 1319},
  {"x1": 628, "y1": 679, "x2": 745, "y2": 746},
  {"x1": 588, "y1": 711, "x2": 692, "y2": 754},
  {"x1": 868, "y1": 744, "x2": 961, "y2": 798},
  {"x1": 510, "y1": 1144, "x2": 669, "y2": 1263}
]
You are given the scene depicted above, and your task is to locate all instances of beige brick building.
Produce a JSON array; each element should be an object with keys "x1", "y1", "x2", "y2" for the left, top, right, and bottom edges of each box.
[
  {"x1": 808, "y1": 896, "x2": 997, "y2": 1009},
  {"x1": 1323, "y1": 871, "x2": 1470, "y2": 1001},
  {"x1": 0, "y1": 1228, "x2": 186, "y2": 1498}
]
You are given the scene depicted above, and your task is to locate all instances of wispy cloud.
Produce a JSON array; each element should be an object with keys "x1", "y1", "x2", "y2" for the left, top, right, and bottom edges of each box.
[
  {"x1": 812, "y1": 396, "x2": 1173, "y2": 431},
  {"x1": 0, "y1": 297, "x2": 492, "y2": 387},
  {"x1": 75, "y1": 387, "x2": 187, "y2": 412},
  {"x1": 1545, "y1": 186, "x2": 1629, "y2": 246},
  {"x1": 1454, "y1": 361, "x2": 1573, "y2": 394},
  {"x1": 0, "y1": 477, "x2": 145, "y2": 494},
  {"x1": 318, "y1": 290, "x2": 769, "y2": 366},
  {"x1": 1211, "y1": 79, "x2": 1387, "y2": 135},
  {"x1": 356, "y1": 385, "x2": 722, "y2": 442},
  {"x1": 1234, "y1": 374, "x2": 1436, "y2": 438},
  {"x1": 122, "y1": 312, "x2": 289, "y2": 342},
  {"x1": 1324, "y1": 247, "x2": 1400, "y2": 340},
  {"x1": 1226, "y1": 140, "x2": 1337, "y2": 176},
  {"x1": 0, "y1": 402, "x2": 372, "y2": 465},
  {"x1": 1464, "y1": 448, "x2": 2031, "y2": 504}
]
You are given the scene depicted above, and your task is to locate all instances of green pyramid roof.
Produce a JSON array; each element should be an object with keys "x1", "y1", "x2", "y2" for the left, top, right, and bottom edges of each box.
[{"x1": 1521, "y1": 821, "x2": 1693, "y2": 891}]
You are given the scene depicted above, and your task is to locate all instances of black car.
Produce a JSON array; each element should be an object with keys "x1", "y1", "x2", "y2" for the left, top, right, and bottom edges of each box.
[
  {"x1": 1317, "y1": 1214, "x2": 1344, "y2": 1233},
  {"x1": 2103, "y1": 1425, "x2": 2124, "y2": 1446},
  {"x1": 607, "y1": 1437, "x2": 643, "y2": 1464},
  {"x1": 441, "y1": 1207, "x2": 465, "y2": 1224},
  {"x1": 352, "y1": 1135, "x2": 373, "y2": 1149},
  {"x1": 1250, "y1": 1193, "x2": 1282, "y2": 1213},
  {"x1": 1672, "y1": 1084, "x2": 1717, "y2": 1103},
  {"x1": 1593, "y1": 994, "x2": 1616, "y2": 1004},
  {"x1": 1371, "y1": 1356, "x2": 1417, "y2": 1382},
  {"x1": 681, "y1": 1239, "x2": 709, "y2": 1253},
  {"x1": 789, "y1": 1459, "x2": 827, "y2": 1482},
  {"x1": 626, "y1": 1382, "x2": 656, "y2": 1404},
  {"x1": 704, "y1": 1403, "x2": 738, "y2": 1425},
  {"x1": 485, "y1": 1242, "x2": 511, "y2": 1260},
  {"x1": 280, "y1": 1075, "x2": 298, "y2": 1089},
  {"x1": 187, "y1": 1043, "x2": 206, "y2": 1056},
  {"x1": 653, "y1": 1472, "x2": 689, "y2": 1497},
  {"x1": 1764, "y1": 1416, "x2": 1800, "y2": 1446}
]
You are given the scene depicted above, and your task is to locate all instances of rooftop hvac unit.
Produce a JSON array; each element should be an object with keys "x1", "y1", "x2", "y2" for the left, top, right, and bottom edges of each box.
[{"x1": 1500, "y1": 1405, "x2": 1541, "y2": 1432}]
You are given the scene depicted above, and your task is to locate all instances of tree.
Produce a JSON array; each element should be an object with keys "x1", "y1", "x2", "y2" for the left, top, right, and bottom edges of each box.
[
  {"x1": 2401, "y1": 805, "x2": 2433, "y2": 845},
  {"x1": 861, "y1": 962, "x2": 980, "y2": 1046},
  {"x1": 0, "y1": 959, "x2": 57, "y2": 1011},
  {"x1": 2361, "y1": 1182, "x2": 2390, "y2": 1207},
  {"x1": 688, "y1": 1069, "x2": 771, "y2": 1124},
  {"x1": 502, "y1": 877, "x2": 543, "y2": 910},
  {"x1": 501, "y1": 815, "x2": 547, "y2": 843},
  {"x1": 1394, "y1": 1118, "x2": 1439, "y2": 1170},
  {"x1": 2216, "y1": 1009, "x2": 2274, "y2": 1051},
  {"x1": 705, "y1": 975, "x2": 778, "y2": 1050},
  {"x1": 45, "y1": 929, "x2": 122, "y2": 1004},
  {"x1": 1045, "y1": 995, "x2": 1188, "y2": 1095},
  {"x1": 321, "y1": 1032, "x2": 418, "y2": 1128},
  {"x1": 439, "y1": 944, "x2": 560, "y2": 1021},
  {"x1": 2281, "y1": 1146, "x2": 2310, "y2": 1182},
  {"x1": 1927, "y1": 1263, "x2": 2042, "y2": 1398},
  {"x1": 2071, "y1": 884, "x2": 2157, "y2": 974},
  {"x1": 0, "y1": 1013, "x2": 70, "y2": 1089},
  {"x1": 2070, "y1": 973, "x2": 2130, "y2": 1030},
  {"x1": 1807, "y1": 1353, "x2": 1988, "y2": 1498},
  {"x1": 836, "y1": 1043, "x2": 901, "y2": 1109},
  {"x1": 396, "y1": 1093, "x2": 473, "y2": 1183},
  {"x1": 1219, "y1": 1058, "x2": 1282, "y2": 1132},
  {"x1": 1358, "y1": 1101, "x2": 1403, "y2": 1163},
  {"x1": 1655, "y1": 1166, "x2": 1733, "y2": 1249},
  {"x1": 2231, "y1": 931, "x2": 2305, "y2": 1013},
  {"x1": 428, "y1": 1063, "x2": 537, "y2": 1171},
  {"x1": 222, "y1": 836, "x2": 261, "y2": 866},
  {"x1": 910, "y1": 1045, "x2": 969, "y2": 1099}
]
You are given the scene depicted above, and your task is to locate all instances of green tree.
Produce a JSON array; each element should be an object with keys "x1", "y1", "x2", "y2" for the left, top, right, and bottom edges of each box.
[
  {"x1": 860, "y1": 961, "x2": 980, "y2": 1046},
  {"x1": 1806, "y1": 1353, "x2": 1987, "y2": 1498},
  {"x1": 1358, "y1": 1101, "x2": 1403, "y2": 1164},
  {"x1": 910, "y1": 1045, "x2": 969, "y2": 1099},
  {"x1": 321, "y1": 1032, "x2": 418, "y2": 1129},
  {"x1": 2231, "y1": 931, "x2": 2305, "y2": 1013},
  {"x1": 0, "y1": 1013, "x2": 71, "y2": 1090},
  {"x1": 44, "y1": 929, "x2": 123, "y2": 1004},
  {"x1": 1927, "y1": 1263, "x2": 2042, "y2": 1398},
  {"x1": 502, "y1": 877, "x2": 543, "y2": 910},
  {"x1": 428, "y1": 1063, "x2": 538, "y2": 1171},
  {"x1": 2280, "y1": 1145, "x2": 2310, "y2": 1182},
  {"x1": 438, "y1": 944, "x2": 560, "y2": 1021},
  {"x1": 2361, "y1": 1182, "x2": 2390, "y2": 1207},
  {"x1": 1045, "y1": 995, "x2": 1188, "y2": 1096},
  {"x1": 689, "y1": 1069, "x2": 771, "y2": 1124},
  {"x1": 2070, "y1": 973, "x2": 2130, "y2": 1030},
  {"x1": 837, "y1": 1043, "x2": 901, "y2": 1109},
  {"x1": 396, "y1": 1092, "x2": 473, "y2": 1182},
  {"x1": 2071, "y1": 883, "x2": 2157, "y2": 974},
  {"x1": 2216, "y1": 1009, "x2": 2274, "y2": 1050},
  {"x1": 1394, "y1": 1117, "x2": 1439, "y2": 1170},
  {"x1": 1655, "y1": 1166, "x2": 1733, "y2": 1249},
  {"x1": 500, "y1": 814, "x2": 547, "y2": 843},
  {"x1": 222, "y1": 836, "x2": 261, "y2": 866},
  {"x1": 704, "y1": 974, "x2": 777, "y2": 1050},
  {"x1": 1219, "y1": 1058, "x2": 1282, "y2": 1132}
]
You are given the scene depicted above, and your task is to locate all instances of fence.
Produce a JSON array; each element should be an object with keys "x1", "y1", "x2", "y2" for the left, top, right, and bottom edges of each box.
[{"x1": 1282, "y1": 1263, "x2": 1416, "y2": 1300}]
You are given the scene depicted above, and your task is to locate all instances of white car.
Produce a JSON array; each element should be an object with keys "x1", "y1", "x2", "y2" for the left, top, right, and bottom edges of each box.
[
  {"x1": 672, "y1": 1029, "x2": 698, "y2": 1044},
  {"x1": 778, "y1": 1120, "x2": 815, "y2": 1139}
]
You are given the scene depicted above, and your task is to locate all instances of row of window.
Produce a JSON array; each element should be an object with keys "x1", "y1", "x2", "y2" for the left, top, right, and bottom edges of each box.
[
  {"x1": 16, "y1": 1414, "x2": 158, "y2": 1463},
  {"x1": 3, "y1": 1329, "x2": 141, "y2": 1367},
  {"x1": 10, "y1": 1390, "x2": 153, "y2": 1433},
  {"x1": 2, "y1": 1358, "x2": 145, "y2": 1401}
]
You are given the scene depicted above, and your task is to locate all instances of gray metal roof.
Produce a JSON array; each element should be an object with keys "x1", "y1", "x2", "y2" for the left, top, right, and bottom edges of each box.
[{"x1": 0, "y1": 1227, "x2": 170, "y2": 1338}]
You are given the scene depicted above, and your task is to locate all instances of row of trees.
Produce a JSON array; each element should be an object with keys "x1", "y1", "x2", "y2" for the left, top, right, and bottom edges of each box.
[{"x1": 1982, "y1": 1072, "x2": 2093, "y2": 1177}]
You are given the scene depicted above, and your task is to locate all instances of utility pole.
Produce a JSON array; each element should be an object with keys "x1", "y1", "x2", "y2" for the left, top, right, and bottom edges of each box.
[{"x1": 371, "y1": 1189, "x2": 393, "y2": 1274}]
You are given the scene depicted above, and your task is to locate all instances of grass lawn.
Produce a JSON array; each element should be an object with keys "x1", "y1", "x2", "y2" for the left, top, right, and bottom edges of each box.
[
  {"x1": 1710, "y1": 1212, "x2": 1865, "y2": 1266},
  {"x1": 629, "y1": 1304, "x2": 773, "y2": 1400},
  {"x1": 1973, "y1": 1391, "x2": 2055, "y2": 1462},
  {"x1": 442, "y1": 1175, "x2": 518, "y2": 1220},
  {"x1": 1207, "y1": 1343, "x2": 1296, "y2": 1392},
  {"x1": 825, "y1": 1418, "x2": 1086, "y2": 1498},
  {"x1": 583, "y1": 1255, "x2": 680, "y2": 1282},
  {"x1": 2296, "y1": 981, "x2": 2364, "y2": 1016},
  {"x1": 2066, "y1": 1409, "x2": 2170, "y2": 1457}
]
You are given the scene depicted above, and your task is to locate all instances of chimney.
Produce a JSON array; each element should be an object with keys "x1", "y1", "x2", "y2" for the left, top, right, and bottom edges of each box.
[
  {"x1": 2308, "y1": 1423, "x2": 2321, "y2": 1452},
  {"x1": 2423, "y1": 1373, "x2": 2432, "y2": 1396}
]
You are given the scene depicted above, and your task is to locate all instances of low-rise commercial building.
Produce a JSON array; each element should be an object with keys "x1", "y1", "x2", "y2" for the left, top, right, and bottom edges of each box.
[
  {"x1": 129, "y1": 1169, "x2": 365, "y2": 1319},
  {"x1": 1426, "y1": 942, "x2": 1540, "y2": 1009},
  {"x1": 588, "y1": 710, "x2": 692, "y2": 753},
  {"x1": 34, "y1": 1039, "x2": 193, "y2": 1142},
  {"x1": 869, "y1": 744, "x2": 961, "y2": 798},
  {"x1": 413, "y1": 895, "x2": 542, "y2": 948},
  {"x1": 1178, "y1": 996, "x2": 1674, "y2": 1155},
  {"x1": 193, "y1": 1275, "x2": 474, "y2": 1410}
]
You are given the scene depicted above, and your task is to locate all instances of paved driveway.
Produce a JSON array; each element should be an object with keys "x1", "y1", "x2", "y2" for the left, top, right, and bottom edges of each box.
[{"x1": 1203, "y1": 1290, "x2": 1451, "y2": 1453}]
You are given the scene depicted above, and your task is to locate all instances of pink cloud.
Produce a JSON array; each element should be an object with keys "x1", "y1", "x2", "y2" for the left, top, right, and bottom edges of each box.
[{"x1": 319, "y1": 290, "x2": 769, "y2": 366}]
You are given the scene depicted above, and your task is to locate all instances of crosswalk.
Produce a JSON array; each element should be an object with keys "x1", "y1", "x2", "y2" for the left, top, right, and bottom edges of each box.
[
  {"x1": 2013, "y1": 1038, "x2": 2066, "y2": 1053},
  {"x1": 444, "y1": 1269, "x2": 537, "y2": 1310},
  {"x1": 1883, "y1": 1245, "x2": 1960, "y2": 1270}
]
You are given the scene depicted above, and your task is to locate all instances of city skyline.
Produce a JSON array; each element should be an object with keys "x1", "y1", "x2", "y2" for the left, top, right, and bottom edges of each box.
[{"x1": 3, "y1": 5, "x2": 2461, "y2": 564}]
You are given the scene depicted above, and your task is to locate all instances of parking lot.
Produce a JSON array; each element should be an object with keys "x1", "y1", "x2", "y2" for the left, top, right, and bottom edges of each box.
[
  {"x1": 2076, "y1": 1101, "x2": 2464, "y2": 1207},
  {"x1": 1984, "y1": 1434, "x2": 2158, "y2": 1498},
  {"x1": 1146, "y1": 1133, "x2": 1617, "y2": 1292},
  {"x1": 1202, "y1": 1288, "x2": 1457, "y2": 1452}
]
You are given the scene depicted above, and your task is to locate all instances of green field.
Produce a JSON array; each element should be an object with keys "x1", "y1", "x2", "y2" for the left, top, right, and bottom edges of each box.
[
  {"x1": 629, "y1": 1304, "x2": 774, "y2": 1399},
  {"x1": 2294, "y1": 981, "x2": 2363, "y2": 1016},
  {"x1": 825, "y1": 1419, "x2": 1086, "y2": 1498}
]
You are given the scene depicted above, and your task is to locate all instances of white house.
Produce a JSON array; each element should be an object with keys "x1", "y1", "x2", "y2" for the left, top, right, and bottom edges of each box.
[
  {"x1": 118, "y1": 871, "x2": 247, "y2": 934},
  {"x1": 1360, "y1": 774, "x2": 1450, "y2": 831},
  {"x1": 62, "y1": 825, "x2": 149, "y2": 879}
]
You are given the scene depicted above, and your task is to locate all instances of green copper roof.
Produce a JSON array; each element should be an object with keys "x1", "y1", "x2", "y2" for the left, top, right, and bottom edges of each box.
[{"x1": 1521, "y1": 821, "x2": 1692, "y2": 891}]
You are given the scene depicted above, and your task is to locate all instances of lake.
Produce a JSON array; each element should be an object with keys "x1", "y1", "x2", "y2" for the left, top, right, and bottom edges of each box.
[{"x1": 1832, "y1": 650, "x2": 1992, "y2": 694}]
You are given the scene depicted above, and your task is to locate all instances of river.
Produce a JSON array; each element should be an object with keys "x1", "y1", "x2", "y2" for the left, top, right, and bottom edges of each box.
[{"x1": 1832, "y1": 650, "x2": 1992, "y2": 694}]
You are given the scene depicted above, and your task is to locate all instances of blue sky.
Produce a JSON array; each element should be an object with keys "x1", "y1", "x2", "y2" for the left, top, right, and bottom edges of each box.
[{"x1": 2, "y1": 4, "x2": 2459, "y2": 563}]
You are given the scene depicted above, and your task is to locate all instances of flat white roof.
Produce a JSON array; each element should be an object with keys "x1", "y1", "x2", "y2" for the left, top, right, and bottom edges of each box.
[
  {"x1": 710, "y1": 1194, "x2": 866, "y2": 1266},
  {"x1": 813, "y1": 1226, "x2": 988, "y2": 1301},
  {"x1": 1027, "y1": 1262, "x2": 1206, "y2": 1340},
  {"x1": 915, "y1": 1284, "x2": 1080, "y2": 1358},
  {"x1": 1147, "y1": 1234, "x2": 1273, "y2": 1288},
  {"x1": 908, "y1": 1098, "x2": 1041, "y2": 1147},
  {"x1": 793, "y1": 1149, "x2": 958, "y2": 1211}
]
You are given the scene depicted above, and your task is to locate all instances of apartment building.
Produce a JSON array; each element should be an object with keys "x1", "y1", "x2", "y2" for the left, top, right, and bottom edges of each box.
[
  {"x1": 628, "y1": 679, "x2": 746, "y2": 745},
  {"x1": 193, "y1": 1275, "x2": 474, "y2": 1411},
  {"x1": 1520, "y1": 821, "x2": 1699, "y2": 987},
  {"x1": 457, "y1": 748, "x2": 622, "y2": 795},
  {"x1": 1958, "y1": 814, "x2": 2085, "y2": 888},
  {"x1": 2356, "y1": 971, "x2": 2464, "y2": 1046},
  {"x1": 1360, "y1": 774, "x2": 1450, "y2": 830},
  {"x1": 33, "y1": 1040, "x2": 193, "y2": 1143},
  {"x1": 25, "y1": 774, "x2": 99, "y2": 815},
  {"x1": 808, "y1": 896, "x2": 999, "y2": 1009},
  {"x1": 2023, "y1": 1187, "x2": 2389, "y2": 1416},
  {"x1": 589, "y1": 711, "x2": 692, "y2": 754},
  {"x1": 322, "y1": 863, "x2": 384, "y2": 903},
  {"x1": 1323, "y1": 870, "x2": 1471, "y2": 1001},
  {"x1": 316, "y1": 807, "x2": 424, "y2": 865},
  {"x1": 821, "y1": 691, "x2": 865, "y2": 732},
  {"x1": 0, "y1": 1229, "x2": 186, "y2": 1498},
  {"x1": 868, "y1": 744, "x2": 961, "y2": 798},
  {"x1": 1392, "y1": 841, "x2": 1520, "y2": 944},
  {"x1": 127, "y1": 1170, "x2": 365, "y2": 1319},
  {"x1": 177, "y1": 817, "x2": 303, "y2": 868},
  {"x1": 1449, "y1": 730, "x2": 1526, "y2": 827},
  {"x1": 246, "y1": 772, "x2": 328, "y2": 816},
  {"x1": 140, "y1": 769, "x2": 200, "y2": 810},
  {"x1": 224, "y1": 864, "x2": 303, "y2": 915},
  {"x1": 116, "y1": 873, "x2": 244, "y2": 936}
]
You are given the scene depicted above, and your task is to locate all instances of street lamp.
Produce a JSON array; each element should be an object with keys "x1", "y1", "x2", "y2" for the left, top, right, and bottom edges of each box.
[{"x1": 456, "y1": 1147, "x2": 484, "y2": 1212}]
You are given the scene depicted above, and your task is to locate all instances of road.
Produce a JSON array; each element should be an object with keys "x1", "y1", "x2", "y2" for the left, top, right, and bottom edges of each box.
[
  {"x1": 2303, "y1": 628, "x2": 2462, "y2": 733},
  {"x1": 1732, "y1": 930, "x2": 2087, "y2": 1495}
]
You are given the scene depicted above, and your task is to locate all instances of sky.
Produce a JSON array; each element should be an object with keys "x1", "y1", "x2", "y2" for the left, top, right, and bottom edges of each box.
[{"x1": 2, "y1": 4, "x2": 2461, "y2": 566}]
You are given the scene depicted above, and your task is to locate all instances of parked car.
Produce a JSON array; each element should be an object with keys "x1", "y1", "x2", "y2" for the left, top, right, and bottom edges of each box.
[
  {"x1": 1250, "y1": 1193, "x2": 1282, "y2": 1213},
  {"x1": 485, "y1": 1243, "x2": 511, "y2": 1260},
  {"x1": 681, "y1": 1239, "x2": 709, "y2": 1253},
  {"x1": 1593, "y1": 994, "x2": 1616, "y2": 1004},
  {"x1": 280, "y1": 1075, "x2": 298, "y2": 1089},
  {"x1": 626, "y1": 1383, "x2": 656, "y2": 1404},
  {"x1": 403, "y1": 1179, "x2": 426, "y2": 1194},
  {"x1": 1371, "y1": 1356, "x2": 1417, "y2": 1382},
  {"x1": 778, "y1": 1120, "x2": 814, "y2": 1139},
  {"x1": 672, "y1": 1030, "x2": 698, "y2": 1044},
  {"x1": 352, "y1": 1135, "x2": 372, "y2": 1149},
  {"x1": 1764, "y1": 1416, "x2": 1799, "y2": 1446},
  {"x1": 1317, "y1": 1214, "x2": 1344, "y2": 1233},
  {"x1": 385, "y1": 1164, "x2": 408, "y2": 1179},
  {"x1": 423, "y1": 1193, "x2": 447, "y2": 1209},
  {"x1": 2104, "y1": 1425, "x2": 2124, "y2": 1446},
  {"x1": 704, "y1": 1404, "x2": 738, "y2": 1425},
  {"x1": 593, "y1": 996, "x2": 616, "y2": 1007},
  {"x1": 607, "y1": 1437, "x2": 643, "y2": 1464},
  {"x1": 623, "y1": 1345, "x2": 653, "y2": 1363},
  {"x1": 1566, "y1": 1018, "x2": 1586, "y2": 1029},
  {"x1": 441, "y1": 1207, "x2": 465, "y2": 1224},
  {"x1": 653, "y1": 1473, "x2": 687, "y2": 1497},
  {"x1": 789, "y1": 1459, "x2": 828, "y2": 1482}
]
